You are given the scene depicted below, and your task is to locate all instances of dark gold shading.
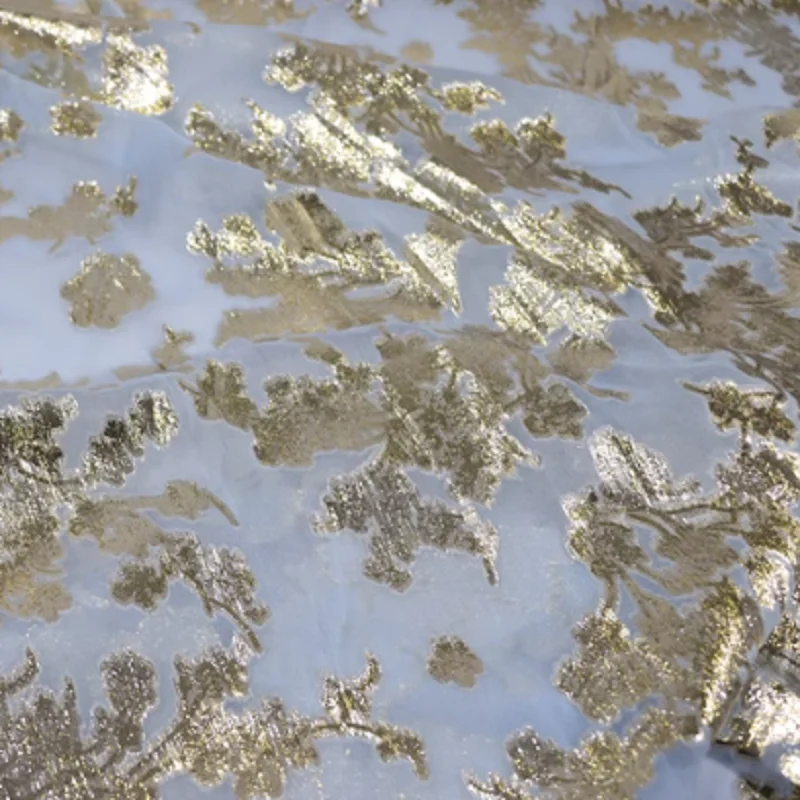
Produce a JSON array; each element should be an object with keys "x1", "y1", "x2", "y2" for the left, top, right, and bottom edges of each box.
[
  {"x1": 635, "y1": 104, "x2": 704, "y2": 148},
  {"x1": 427, "y1": 636, "x2": 484, "y2": 688}
]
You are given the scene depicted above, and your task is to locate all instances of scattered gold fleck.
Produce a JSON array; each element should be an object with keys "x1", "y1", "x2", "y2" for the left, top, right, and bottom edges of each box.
[
  {"x1": 61, "y1": 251, "x2": 155, "y2": 328},
  {"x1": 50, "y1": 99, "x2": 102, "y2": 138},
  {"x1": 427, "y1": 636, "x2": 484, "y2": 688}
]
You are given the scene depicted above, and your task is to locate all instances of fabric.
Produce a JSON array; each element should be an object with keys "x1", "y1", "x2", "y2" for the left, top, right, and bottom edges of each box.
[{"x1": 1, "y1": 1, "x2": 800, "y2": 798}]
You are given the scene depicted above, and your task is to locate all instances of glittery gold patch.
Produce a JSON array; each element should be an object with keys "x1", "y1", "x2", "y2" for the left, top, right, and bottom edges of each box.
[
  {"x1": 314, "y1": 459, "x2": 499, "y2": 591},
  {"x1": 101, "y1": 33, "x2": 174, "y2": 115},
  {"x1": 0, "y1": 108, "x2": 23, "y2": 142},
  {"x1": 717, "y1": 138, "x2": 793, "y2": 218},
  {"x1": 427, "y1": 636, "x2": 484, "y2": 688},
  {"x1": 50, "y1": 99, "x2": 102, "y2": 138},
  {"x1": 0, "y1": 7, "x2": 102, "y2": 55},
  {"x1": 61, "y1": 251, "x2": 155, "y2": 328},
  {"x1": 82, "y1": 391, "x2": 179, "y2": 486},
  {"x1": 764, "y1": 107, "x2": 800, "y2": 147},
  {"x1": 0, "y1": 389, "x2": 185, "y2": 626}
]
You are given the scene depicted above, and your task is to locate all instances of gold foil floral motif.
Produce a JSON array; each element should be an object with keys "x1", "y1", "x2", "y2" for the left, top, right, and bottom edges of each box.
[
  {"x1": 2, "y1": 0, "x2": 800, "y2": 798},
  {"x1": 0, "y1": 642, "x2": 427, "y2": 799},
  {"x1": 469, "y1": 381, "x2": 800, "y2": 797},
  {"x1": 0, "y1": 391, "x2": 176, "y2": 624},
  {"x1": 185, "y1": 334, "x2": 541, "y2": 504},
  {"x1": 183, "y1": 329, "x2": 594, "y2": 589},
  {"x1": 188, "y1": 188, "x2": 458, "y2": 335}
]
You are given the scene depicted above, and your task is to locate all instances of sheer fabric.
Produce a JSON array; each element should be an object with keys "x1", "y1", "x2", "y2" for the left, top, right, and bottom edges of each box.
[{"x1": 0, "y1": 2, "x2": 799, "y2": 799}]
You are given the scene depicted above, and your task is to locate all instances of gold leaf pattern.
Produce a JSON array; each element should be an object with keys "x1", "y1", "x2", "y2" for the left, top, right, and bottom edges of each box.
[
  {"x1": 314, "y1": 459, "x2": 499, "y2": 590},
  {"x1": 0, "y1": 642, "x2": 427, "y2": 798},
  {"x1": 100, "y1": 33, "x2": 173, "y2": 116},
  {"x1": 0, "y1": 177, "x2": 137, "y2": 250},
  {"x1": 3, "y1": 1, "x2": 800, "y2": 798},
  {"x1": 61, "y1": 251, "x2": 155, "y2": 328}
]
